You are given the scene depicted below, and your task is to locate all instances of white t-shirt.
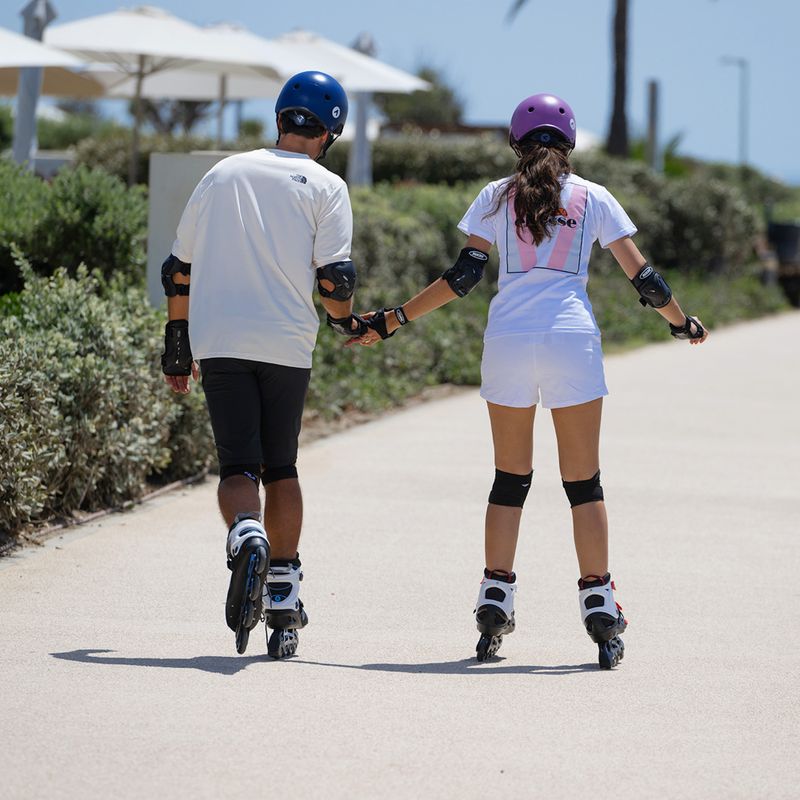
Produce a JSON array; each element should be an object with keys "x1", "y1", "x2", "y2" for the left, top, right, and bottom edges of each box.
[
  {"x1": 458, "y1": 173, "x2": 636, "y2": 338},
  {"x1": 172, "y1": 149, "x2": 353, "y2": 369}
]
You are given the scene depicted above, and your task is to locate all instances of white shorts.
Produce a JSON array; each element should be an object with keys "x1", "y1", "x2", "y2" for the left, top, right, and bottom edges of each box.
[{"x1": 480, "y1": 332, "x2": 608, "y2": 409}]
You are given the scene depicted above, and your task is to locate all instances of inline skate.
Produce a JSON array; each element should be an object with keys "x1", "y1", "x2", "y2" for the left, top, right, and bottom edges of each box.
[
  {"x1": 226, "y1": 513, "x2": 270, "y2": 654},
  {"x1": 263, "y1": 556, "x2": 308, "y2": 659},
  {"x1": 578, "y1": 573, "x2": 627, "y2": 669},
  {"x1": 474, "y1": 569, "x2": 517, "y2": 661}
]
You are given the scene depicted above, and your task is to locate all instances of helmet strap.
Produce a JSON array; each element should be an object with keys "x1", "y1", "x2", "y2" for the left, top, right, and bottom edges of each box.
[{"x1": 318, "y1": 131, "x2": 339, "y2": 161}]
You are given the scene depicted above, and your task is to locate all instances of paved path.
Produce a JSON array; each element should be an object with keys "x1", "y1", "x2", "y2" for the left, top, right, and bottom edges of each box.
[{"x1": 2, "y1": 313, "x2": 799, "y2": 800}]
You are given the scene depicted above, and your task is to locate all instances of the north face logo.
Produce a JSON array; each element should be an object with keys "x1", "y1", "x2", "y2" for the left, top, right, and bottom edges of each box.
[{"x1": 290, "y1": 174, "x2": 307, "y2": 184}]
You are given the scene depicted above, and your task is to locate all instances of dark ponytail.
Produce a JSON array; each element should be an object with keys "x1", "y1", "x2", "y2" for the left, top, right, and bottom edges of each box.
[{"x1": 488, "y1": 136, "x2": 572, "y2": 246}]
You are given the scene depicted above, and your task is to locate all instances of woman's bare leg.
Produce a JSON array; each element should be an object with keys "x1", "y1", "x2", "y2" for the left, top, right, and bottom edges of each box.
[
  {"x1": 550, "y1": 398, "x2": 607, "y2": 578},
  {"x1": 485, "y1": 402, "x2": 536, "y2": 573}
]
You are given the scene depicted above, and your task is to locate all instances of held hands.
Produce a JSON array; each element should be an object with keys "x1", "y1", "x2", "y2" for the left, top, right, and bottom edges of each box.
[
  {"x1": 345, "y1": 308, "x2": 401, "y2": 347},
  {"x1": 669, "y1": 315, "x2": 709, "y2": 344}
]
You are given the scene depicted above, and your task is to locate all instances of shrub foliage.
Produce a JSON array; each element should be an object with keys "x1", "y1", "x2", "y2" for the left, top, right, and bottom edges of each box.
[
  {"x1": 0, "y1": 145, "x2": 788, "y2": 537},
  {"x1": 0, "y1": 160, "x2": 146, "y2": 293},
  {"x1": 0, "y1": 257, "x2": 213, "y2": 536}
]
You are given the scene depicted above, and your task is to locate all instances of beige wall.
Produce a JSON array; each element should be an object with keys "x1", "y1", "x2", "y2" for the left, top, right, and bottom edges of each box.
[{"x1": 146, "y1": 151, "x2": 235, "y2": 307}]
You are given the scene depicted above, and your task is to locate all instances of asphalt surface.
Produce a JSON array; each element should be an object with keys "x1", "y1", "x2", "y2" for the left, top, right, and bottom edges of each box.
[{"x1": 2, "y1": 312, "x2": 799, "y2": 799}]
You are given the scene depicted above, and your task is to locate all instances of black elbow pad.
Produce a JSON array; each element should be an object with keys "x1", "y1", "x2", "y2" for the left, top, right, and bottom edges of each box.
[
  {"x1": 316, "y1": 260, "x2": 356, "y2": 300},
  {"x1": 161, "y1": 254, "x2": 191, "y2": 297},
  {"x1": 631, "y1": 264, "x2": 672, "y2": 308},
  {"x1": 442, "y1": 247, "x2": 488, "y2": 297}
]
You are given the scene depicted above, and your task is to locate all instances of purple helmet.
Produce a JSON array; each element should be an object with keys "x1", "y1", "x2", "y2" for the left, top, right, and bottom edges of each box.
[{"x1": 509, "y1": 93, "x2": 576, "y2": 150}]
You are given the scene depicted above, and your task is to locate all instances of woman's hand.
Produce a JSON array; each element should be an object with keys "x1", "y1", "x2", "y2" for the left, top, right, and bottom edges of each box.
[
  {"x1": 345, "y1": 310, "x2": 395, "y2": 347},
  {"x1": 669, "y1": 315, "x2": 709, "y2": 344}
]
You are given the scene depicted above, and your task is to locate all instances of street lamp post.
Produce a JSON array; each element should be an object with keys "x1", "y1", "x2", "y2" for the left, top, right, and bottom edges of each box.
[{"x1": 721, "y1": 55, "x2": 749, "y2": 167}]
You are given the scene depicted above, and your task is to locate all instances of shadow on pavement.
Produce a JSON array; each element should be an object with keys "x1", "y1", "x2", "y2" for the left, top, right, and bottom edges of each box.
[
  {"x1": 50, "y1": 648, "x2": 267, "y2": 675},
  {"x1": 294, "y1": 657, "x2": 600, "y2": 675},
  {"x1": 50, "y1": 649, "x2": 602, "y2": 676}
]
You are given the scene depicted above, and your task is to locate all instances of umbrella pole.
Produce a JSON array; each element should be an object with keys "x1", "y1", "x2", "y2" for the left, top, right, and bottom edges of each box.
[
  {"x1": 12, "y1": 0, "x2": 58, "y2": 169},
  {"x1": 216, "y1": 74, "x2": 227, "y2": 149},
  {"x1": 347, "y1": 92, "x2": 373, "y2": 187},
  {"x1": 129, "y1": 54, "x2": 145, "y2": 185}
]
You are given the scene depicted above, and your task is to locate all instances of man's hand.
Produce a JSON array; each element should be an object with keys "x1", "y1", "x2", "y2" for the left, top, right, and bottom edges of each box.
[
  {"x1": 326, "y1": 313, "x2": 369, "y2": 338},
  {"x1": 164, "y1": 361, "x2": 199, "y2": 394},
  {"x1": 161, "y1": 319, "x2": 196, "y2": 392}
]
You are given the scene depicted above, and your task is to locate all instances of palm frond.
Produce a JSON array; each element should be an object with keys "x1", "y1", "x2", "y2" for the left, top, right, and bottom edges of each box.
[{"x1": 507, "y1": 0, "x2": 529, "y2": 22}]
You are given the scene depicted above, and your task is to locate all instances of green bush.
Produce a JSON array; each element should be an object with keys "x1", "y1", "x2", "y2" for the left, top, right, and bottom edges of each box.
[
  {"x1": 590, "y1": 266, "x2": 787, "y2": 348},
  {"x1": 0, "y1": 105, "x2": 12, "y2": 151},
  {"x1": 769, "y1": 189, "x2": 800, "y2": 224},
  {"x1": 652, "y1": 176, "x2": 763, "y2": 272},
  {"x1": 0, "y1": 258, "x2": 214, "y2": 536},
  {"x1": 0, "y1": 159, "x2": 47, "y2": 288},
  {"x1": 0, "y1": 157, "x2": 788, "y2": 536},
  {"x1": 37, "y1": 114, "x2": 121, "y2": 150},
  {"x1": 35, "y1": 166, "x2": 147, "y2": 280},
  {"x1": 73, "y1": 128, "x2": 265, "y2": 184},
  {"x1": 0, "y1": 159, "x2": 146, "y2": 292},
  {"x1": 325, "y1": 135, "x2": 515, "y2": 185}
]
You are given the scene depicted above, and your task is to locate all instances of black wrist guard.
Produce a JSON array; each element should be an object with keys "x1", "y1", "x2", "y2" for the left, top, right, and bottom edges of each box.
[
  {"x1": 669, "y1": 315, "x2": 705, "y2": 340},
  {"x1": 631, "y1": 263, "x2": 672, "y2": 308},
  {"x1": 394, "y1": 306, "x2": 409, "y2": 326},
  {"x1": 161, "y1": 320, "x2": 193, "y2": 375},
  {"x1": 366, "y1": 308, "x2": 396, "y2": 340},
  {"x1": 326, "y1": 313, "x2": 368, "y2": 337}
]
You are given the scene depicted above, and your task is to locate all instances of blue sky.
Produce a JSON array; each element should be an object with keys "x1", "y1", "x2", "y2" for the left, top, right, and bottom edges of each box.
[{"x1": 3, "y1": 0, "x2": 798, "y2": 182}]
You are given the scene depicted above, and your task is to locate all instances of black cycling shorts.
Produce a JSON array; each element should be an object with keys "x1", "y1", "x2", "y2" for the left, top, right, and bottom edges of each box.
[{"x1": 200, "y1": 358, "x2": 311, "y2": 472}]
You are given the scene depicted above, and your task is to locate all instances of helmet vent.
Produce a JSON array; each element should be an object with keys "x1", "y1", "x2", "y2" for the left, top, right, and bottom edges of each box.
[
  {"x1": 528, "y1": 106, "x2": 534, "y2": 112},
  {"x1": 559, "y1": 107, "x2": 565, "y2": 113},
  {"x1": 324, "y1": 93, "x2": 331, "y2": 100}
]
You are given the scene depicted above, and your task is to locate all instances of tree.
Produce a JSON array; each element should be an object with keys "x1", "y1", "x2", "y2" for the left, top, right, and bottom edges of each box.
[
  {"x1": 509, "y1": 0, "x2": 630, "y2": 157},
  {"x1": 129, "y1": 99, "x2": 215, "y2": 136},
  {"x1": 374, "y1": 66, "x2": 465, "y2": 129}
]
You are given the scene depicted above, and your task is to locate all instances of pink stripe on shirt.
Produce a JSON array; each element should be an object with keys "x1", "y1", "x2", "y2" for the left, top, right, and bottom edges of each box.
[
  {"x1": 548, "y1": 184, "x2": 587, "y2": 271},
  {"x1": 509, "y1": 195, "x2": 537, "y2": 271}
]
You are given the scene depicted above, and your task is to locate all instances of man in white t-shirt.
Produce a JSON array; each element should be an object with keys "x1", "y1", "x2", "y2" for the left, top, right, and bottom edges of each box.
[{"x1": 160, "y1": 71, "x2": 366, "y2": 657}]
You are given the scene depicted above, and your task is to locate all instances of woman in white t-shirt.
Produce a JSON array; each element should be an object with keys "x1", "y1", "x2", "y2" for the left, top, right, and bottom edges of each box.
[{"x1": 352, "y1": 93, "x2": 708, "y2": 669}]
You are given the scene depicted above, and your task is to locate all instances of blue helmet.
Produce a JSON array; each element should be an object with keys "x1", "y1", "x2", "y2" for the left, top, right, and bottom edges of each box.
[{"x1": 275, "y1": 71, "x2": 348, "y2": 136}]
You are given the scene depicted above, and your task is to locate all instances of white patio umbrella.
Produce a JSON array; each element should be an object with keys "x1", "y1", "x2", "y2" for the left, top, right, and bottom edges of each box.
[
  {"x1": 45, "y1": 6, "x2": 282, "y2": 183},
  {"x1": 88, "y1": 25, "x2": 429, "y2": 181},
  {"x1": 3, "y1": 3, "x2": 103, "y2": 166},
  {"x1": 266, "y1": 30, "x2": 429, "y2": 94},
  {"x1": 0, "y1": 25, "x2": 102, "y2": 97}
]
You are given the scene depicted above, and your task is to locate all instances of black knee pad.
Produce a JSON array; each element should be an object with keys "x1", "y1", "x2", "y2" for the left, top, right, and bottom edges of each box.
[
  {"x1": 262, "y1": 464, "x2": 298, "y2": 485},
  {"x1": 488, "y1": 469, "x2": 533, "y2": 508},
  {"x1": 563, "y1": 470, "x2": 604, "y2": 507},
  {"x1": 219, "y1": 464, "x2": 261, "y2": 485}
]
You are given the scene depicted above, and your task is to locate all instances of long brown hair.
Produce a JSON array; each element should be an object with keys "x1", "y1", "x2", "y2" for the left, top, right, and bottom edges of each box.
[{"x1": 488, "y1": 136, "x2": 572, "y2": 246}]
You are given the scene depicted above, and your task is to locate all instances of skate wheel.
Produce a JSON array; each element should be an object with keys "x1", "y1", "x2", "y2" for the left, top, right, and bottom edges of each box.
[
  {"x1": 267, "y1": 628, "x2": 299, "y2": 659},
  {"x1": 244, "y1": 598, "x2": 258, "y2": 628},
  {"x1": 255, "y1": 545, "x2": 269, "y2": 574},
  {"x1": 247, "y1": 574, "x2": 262, "y2": 602},
  {"x1": 476, "y1": 633, "x2": 503, "y2": 662},
  {"x1": 235, "y1": 625, "x2": 250, "y2": 655},
  {"x1": 598, "y1": 636, "x2": 624, "y2": 669}
]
